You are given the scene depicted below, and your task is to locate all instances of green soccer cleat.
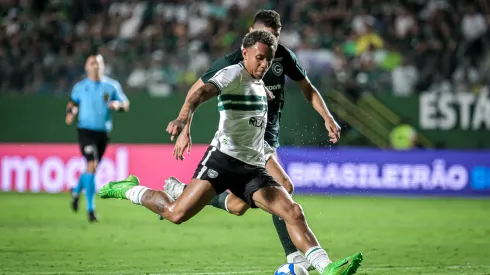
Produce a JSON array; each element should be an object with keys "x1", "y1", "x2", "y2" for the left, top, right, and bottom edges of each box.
[
  {"x1": 323, "y1": 252, "x2": 363, "y2": 275},
  {"x1": 98, "y1": 175, "x2": 140, "y2": 199}
]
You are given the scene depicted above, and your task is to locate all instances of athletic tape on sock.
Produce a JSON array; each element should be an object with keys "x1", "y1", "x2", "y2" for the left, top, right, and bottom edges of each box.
[{"x1": 126, "y1": 186, "x2": 149, "y2": 205}]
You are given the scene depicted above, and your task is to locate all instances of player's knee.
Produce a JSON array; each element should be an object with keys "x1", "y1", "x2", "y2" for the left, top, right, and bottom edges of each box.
[
  {"x1": 227, "y1": 200, "x2": 249, "y2": 216},
  {"x1": 86, "y1": 161, "x2": 98, "y2": 173},
  {"x1": 230, "y1": 205, "x2": 248, "y2": 216},
  {"x1": 167, "y1": 211, "x2": 188, "y2": 225},
  {"x1": 289, "y1": 203, "x2": 305, "y2": 222}
]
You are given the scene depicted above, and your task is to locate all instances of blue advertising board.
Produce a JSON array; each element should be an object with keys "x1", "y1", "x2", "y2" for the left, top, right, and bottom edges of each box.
[{"x1": 277, "y1": 147, "x2": 490, "y2": 197}]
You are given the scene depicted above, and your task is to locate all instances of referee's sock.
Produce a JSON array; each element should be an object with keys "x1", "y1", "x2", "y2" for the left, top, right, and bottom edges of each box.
[
  {"x1": 83, "y1": 173, "x2": 96, "y2": 212},
  {"x1": 72, "y1": 173, "x2": 87, "y2": 197}
]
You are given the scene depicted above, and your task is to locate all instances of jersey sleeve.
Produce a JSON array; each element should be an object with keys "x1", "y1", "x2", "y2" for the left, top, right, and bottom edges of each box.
[
  {"x1": 283, "y1": 47, "x2": 307, "y2": 81},
  {"x1": 208, "y1": 65, "x2": 242, "y2": 95},
  {"x1": 201, "y1": 57, "x2": 233, "y2": 83},
  {"x1": 70, "y1": 83, "x2": 81, "y2": 104},
  {"x1": 111, "y1": 80, "x2": 128, "y2": 102}
]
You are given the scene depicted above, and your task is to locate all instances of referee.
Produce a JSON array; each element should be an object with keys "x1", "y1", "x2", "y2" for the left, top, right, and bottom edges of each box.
[{"x1": 65, "y1": 54, "x2": 130, "y2": 222}]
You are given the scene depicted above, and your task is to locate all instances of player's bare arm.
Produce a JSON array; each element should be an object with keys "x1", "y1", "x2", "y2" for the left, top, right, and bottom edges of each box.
[
  {"x1": 181, "y1": 78, "x2": 206, "y2": 132},
  {"x1": 296, "y1": 77, "x2": 341, "y2": 143},
  {"x1": 171, "y1": 78, "x2": 206, "y2": 159},
  {"x1": 167, "y1": 83, "x2": 218, "y2": 159}
]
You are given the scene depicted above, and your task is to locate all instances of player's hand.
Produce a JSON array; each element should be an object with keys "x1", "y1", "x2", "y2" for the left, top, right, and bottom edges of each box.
[
  {"x1": 108, "y1": 101, "x2": 122, "y2": 110},
  {"x1": 65, "y1": 105, "x2": 77, "y2": 125},
  {"x1": 166, "y1": 119, "x2": 186, "y2": 141},
  {"x1": 65, "y1": 113, "x2": 74, "y2": 125},
  {"x1": 173, "y1": 131, "x2": 192, "y2": 160},
  {"x1": 325, "y1": 116, "x2": 341, "y2": 143}
]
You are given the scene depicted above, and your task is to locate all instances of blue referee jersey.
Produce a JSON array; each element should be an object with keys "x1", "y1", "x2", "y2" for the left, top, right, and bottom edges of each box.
[{"x1": 70, "y1": 76, "x2": 128, "y2": 132}]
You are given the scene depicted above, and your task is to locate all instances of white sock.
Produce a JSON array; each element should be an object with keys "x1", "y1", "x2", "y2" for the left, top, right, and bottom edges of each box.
[
  {"x1": 305, "y1": 246, "x2": 332, "y2": 274},
  {"x1": 125, "y1": 186, "x2": 149, "y2": 205}
]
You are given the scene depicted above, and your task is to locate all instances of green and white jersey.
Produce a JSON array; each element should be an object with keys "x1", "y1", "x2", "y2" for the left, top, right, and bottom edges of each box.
[
  {"x1": 209, "y1": 63, "x2": 269, "y2": 167},
  {"x1": 201, "y1": 44, "x2": 307, "y2": 149}
]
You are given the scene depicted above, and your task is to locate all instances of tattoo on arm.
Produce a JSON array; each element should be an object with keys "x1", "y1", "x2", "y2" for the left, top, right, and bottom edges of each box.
[{"x1": 177, "y1": 83, "x2": 218, "y2": 123}]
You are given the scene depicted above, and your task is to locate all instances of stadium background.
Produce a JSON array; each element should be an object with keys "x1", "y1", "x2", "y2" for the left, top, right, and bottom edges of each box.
[{"x1": 1, "y1": 0, "x2": 490, "y2": 274}]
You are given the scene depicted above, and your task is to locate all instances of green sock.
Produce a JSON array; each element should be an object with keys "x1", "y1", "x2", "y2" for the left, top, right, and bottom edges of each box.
[
  {"x1": 272, "y1": 214, "x2": 298, "y2": 256},
  {"x1": 208, "y1": 191, "x2": 229, "y2": 211}
]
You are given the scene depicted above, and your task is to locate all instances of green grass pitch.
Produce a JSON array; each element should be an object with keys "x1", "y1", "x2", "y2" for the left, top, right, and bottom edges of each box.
[{"x1": 1, "y1": 193, "x2": 489, "y2": 275}]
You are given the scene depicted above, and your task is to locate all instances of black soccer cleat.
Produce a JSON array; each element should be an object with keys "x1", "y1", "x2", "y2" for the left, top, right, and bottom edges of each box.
[
  {"x1": 70, "y1": 189, "x2": 79, "y2": 213},
  {"x1": 88, "y1": 211, "x2": 98, "y2": 222}
]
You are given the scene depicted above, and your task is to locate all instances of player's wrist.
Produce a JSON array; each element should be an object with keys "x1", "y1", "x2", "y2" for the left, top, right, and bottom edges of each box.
[
  {"x1": 324, "y1": 114, "x2": 335, "y2": 122},
  {"x1": 65, "y1": 107, "x2": 74, "y2": 116},
  {"x1": 112, "y1": 101, "x2": 122, "y2": 110},
  {"x1": 175, "y1": 117, "x2": 188, "y2": 125}
]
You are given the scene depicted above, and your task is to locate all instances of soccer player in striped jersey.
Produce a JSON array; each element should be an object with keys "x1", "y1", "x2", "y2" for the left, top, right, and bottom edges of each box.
[
  {"x1": 99, "y1": 30, "x2": 362, "y2": 275},
  {"x1": 163, "y1": 10, "x2": 341, "y2": 269}
]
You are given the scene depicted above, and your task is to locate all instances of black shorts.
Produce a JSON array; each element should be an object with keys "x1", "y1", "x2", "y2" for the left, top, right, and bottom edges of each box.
[
  {"x1": 77, "y1": 128, "x2": 109, "y2": 162},
  {"x1": 192, "y1": 146, "x2": 280, "y2": 208}
]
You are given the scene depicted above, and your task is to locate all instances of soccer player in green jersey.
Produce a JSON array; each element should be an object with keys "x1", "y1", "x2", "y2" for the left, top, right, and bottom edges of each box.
[{"x1": 164, "y1": 10, "x2": 342, "y2": 270}]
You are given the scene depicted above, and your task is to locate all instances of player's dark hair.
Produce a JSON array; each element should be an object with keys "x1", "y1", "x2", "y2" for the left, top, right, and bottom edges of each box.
[
  {"x1": 253, "y1": 10, "x2": 282, "y2": 30},
  {"x1": 242, "y1": 29, "x2": 277, "y2": 52}
]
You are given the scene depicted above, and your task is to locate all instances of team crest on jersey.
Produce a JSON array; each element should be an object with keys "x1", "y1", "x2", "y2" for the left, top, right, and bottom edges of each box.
[
  {"x1": 223, "y1": 137, "x2": 229, "y2": 144},
  {"x1": 207, "y1": 169, "x2": 219, "y2": 179},
  {"x1": 271, "y1": 62, "x2": 283, "y2": 76},
  {"x1": 103, "y1": 93, "x2": 110, "y2": 102}
]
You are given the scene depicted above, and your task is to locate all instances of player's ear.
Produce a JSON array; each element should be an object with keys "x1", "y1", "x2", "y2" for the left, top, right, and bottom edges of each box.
[
  {"x1": 242, "y1": 48, "x2": 248, "y2": 61},
  {"x1": 249, "y1": 26, "x2": 253, "y2": 33}
]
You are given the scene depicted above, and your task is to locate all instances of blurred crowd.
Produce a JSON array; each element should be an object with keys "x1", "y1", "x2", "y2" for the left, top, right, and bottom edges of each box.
[{"x1": 1, "y1": 0, "x2": 489, "y2": 97}]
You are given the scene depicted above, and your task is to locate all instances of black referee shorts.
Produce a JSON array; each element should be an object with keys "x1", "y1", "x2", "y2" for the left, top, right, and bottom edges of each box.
[
  {"x1": 77, "y1": 128, "x2": 109, "y2": 162},
  {"x1": 192, "y1": 146, "x2": 280, "y2": 208}
]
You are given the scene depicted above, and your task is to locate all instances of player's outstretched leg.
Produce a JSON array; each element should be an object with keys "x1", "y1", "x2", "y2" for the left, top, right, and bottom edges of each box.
[
  {"x1": 252, "y1": 186, "x2": 363, "y2": 275},
  {"x1": 161, "y1": 178, "x2": 241, "y2": 225},
  {"x1": 100, "y1": 175, "x2": 216, "y2": 224},
  {"x1": 165, "y1": 177, "x2": 244, "y2": 215}
]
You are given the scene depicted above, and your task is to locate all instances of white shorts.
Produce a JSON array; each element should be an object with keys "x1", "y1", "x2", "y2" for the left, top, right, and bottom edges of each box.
[{"x1": 264, "y1": 142, "x2": 277, "y2": 161}]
